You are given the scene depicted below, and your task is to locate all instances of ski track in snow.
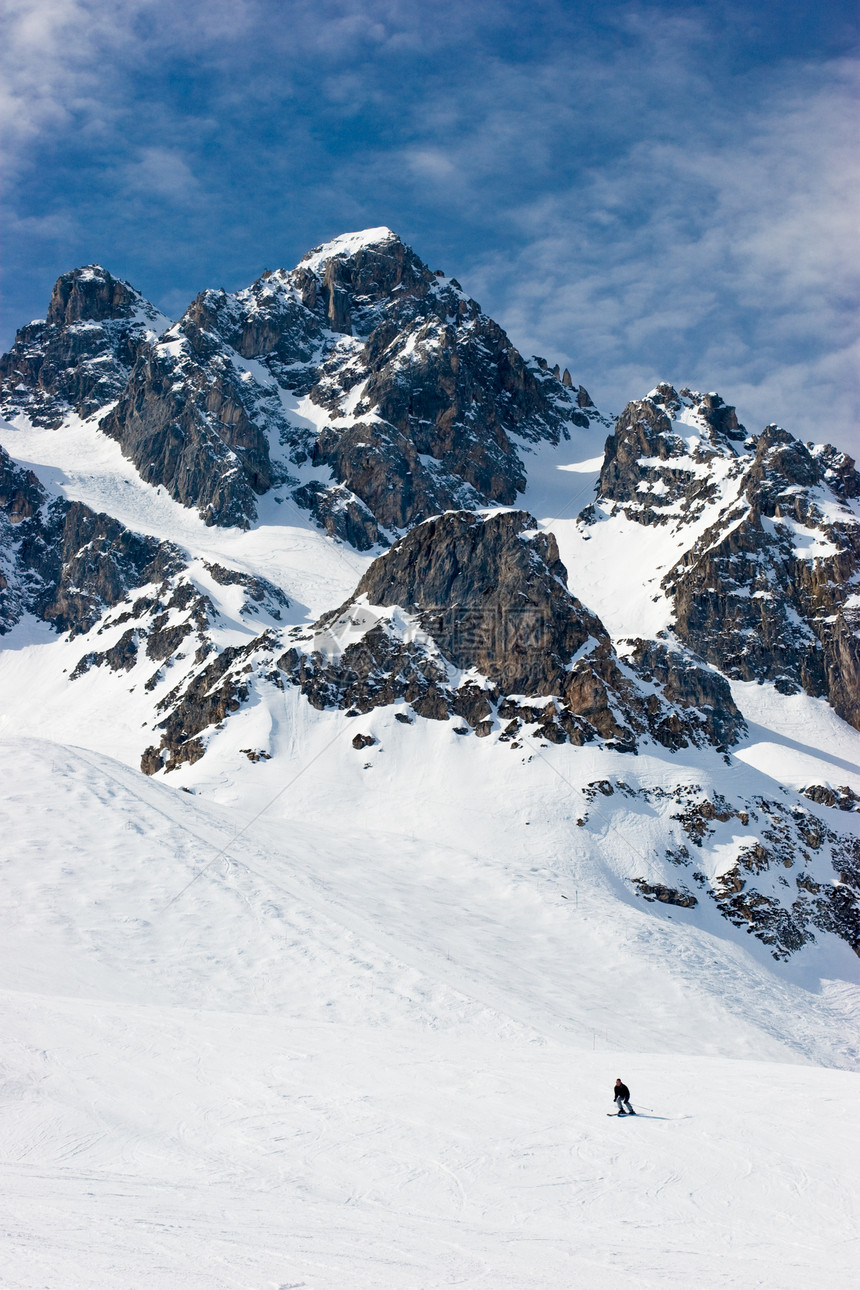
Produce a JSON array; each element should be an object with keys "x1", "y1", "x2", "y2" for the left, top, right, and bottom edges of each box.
[
  {"x1": 1, "y1": 419, "x2": 860, "y2": 1286},
  {"x1": 1, "y1": 738, "x2": 859, "y2": 1289}
]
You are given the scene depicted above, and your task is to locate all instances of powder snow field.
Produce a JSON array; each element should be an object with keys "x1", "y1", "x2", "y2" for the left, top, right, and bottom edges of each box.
[
  {"x1": 2, "y1": 414, "x2": 860, "y2": 1287},
  {"x1": 0, "y1": 412, "x2": 375, "y2": 623},
  {"x1": 1, "y1": 735, "x2": 859, "y2": 1290}
]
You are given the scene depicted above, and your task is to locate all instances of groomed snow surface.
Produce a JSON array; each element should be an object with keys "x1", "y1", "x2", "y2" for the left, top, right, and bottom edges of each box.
[
  {"x1": 2, "y1": 737, "x2": 858, "y2": 1290},
  {"x1": 1, "y1": 412, "x2": 859, "y2": 1287}
]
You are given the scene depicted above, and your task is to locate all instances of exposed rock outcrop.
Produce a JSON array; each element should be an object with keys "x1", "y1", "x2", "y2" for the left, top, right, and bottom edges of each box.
[
  {"x1": 625, "y1": 638, "x2": 746, "y2": 750},
  {"x1": 292, "y1": 481, "x2": 385, "y2": 550},
  {"x1": 588, "y1": 384, "x2": 860, "y2": 730},
  {"x1": 802, "y1": 784, "x2": 860, "y2": 812},
  {"x1": 202, "y1": 563, "x2": 290, "y2": 620},
  {"x1": 592, "y1": 777, "x2": 860, "y2": 959},
  {"x1": 0, "y1": 266, "x2": 168, "y2": 427},
  {"x1": 278, "y1": 510, "x2": 745, "y2": 753},
  {"x1": 0, "y1": 445, "x2": 183, "y2": 636},
  {"x1": 632, "y1": 879, "x2": 698, "y2": 908},
  {"x1": 141, "y1": 630, "x2": 281, "y2": 773}
]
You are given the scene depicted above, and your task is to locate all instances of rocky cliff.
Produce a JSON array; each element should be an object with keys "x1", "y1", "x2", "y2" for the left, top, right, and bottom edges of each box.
[
  {"x1": 0, "y1": 266, "x2": 169, "y2": 428},
  {"x1": 3, "y1": 231, "x2": 600, "y2": 538},
  {"x1": 0, "y1": 444, "x2": 183, "y2": 636},
  {"x1": 279, "y1": 509, "x2": 745, "y2": 753},
  {"x1": 586, "y1": 383, "x2": 860, "y2": 729}
]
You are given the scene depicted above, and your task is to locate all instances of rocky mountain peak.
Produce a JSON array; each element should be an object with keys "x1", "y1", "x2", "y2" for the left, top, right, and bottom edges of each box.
[
  {"x1": 745, "y1": 424, "x2": 824, "y2": 516},
  {"x1": 682, "y1": 389, "x2": 747, "y2": 443},
  {"x1": 298, "y1": 227, "x2": 402, "y2": 272},
  {"x1": 644, "y1": 383, "x2": 746, "y2": 445},
  {"x1": 46, "y1": 265, "x2": 151, "y2": 327},
  {"x1": 594, "y1": 386, "x2": 746, "y2": 528},
  {"x1": 814, "y1": 442, "x2": 860, "y2": 500},
  {"x1": 73, "y1": 231, "x2": 599, "y2": 538},
  {"x1": 296, "y1": 228, "x2": 438, "y2": 333},
  {"x1": 0, "y1": 267, "x2": 169, "y2": 429},
  {"x1": 579, "y1": 381, "x2": 860, "y2": 731}
]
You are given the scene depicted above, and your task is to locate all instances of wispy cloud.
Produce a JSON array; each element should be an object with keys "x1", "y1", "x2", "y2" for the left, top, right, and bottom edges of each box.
[
  {"x1": 1, "y1": 0, "x2": 857, "y2": 446},
  {"x1": 119, "y1": 147, "x2": 202, "y2": 202},
  {"x1": 459, "y1": 57, "x2": 859, "y2": 439}
]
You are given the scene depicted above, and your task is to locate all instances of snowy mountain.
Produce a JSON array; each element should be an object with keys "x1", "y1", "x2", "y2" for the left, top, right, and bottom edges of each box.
[
  {"x1": 1, "y1": 229, "x2": 859, "y2": 1288},
  {"x1": 16, "y1": 230, "x2": 596, "y2": 537},
  {"x1": 591, "y1": 382, "x2": 860, "y2": 726}
]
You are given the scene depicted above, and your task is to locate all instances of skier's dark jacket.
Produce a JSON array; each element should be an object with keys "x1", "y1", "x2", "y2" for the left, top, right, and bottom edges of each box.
[{"x1": 614, "y1": 1083, "x2": 630, "y2": 1101}]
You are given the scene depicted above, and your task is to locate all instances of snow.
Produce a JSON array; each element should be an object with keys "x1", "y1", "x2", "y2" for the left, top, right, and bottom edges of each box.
[
  {"x1": 761, "y1": 513, "x2": 840, "y2": 560},
  {"x1": 300, "y1": 227, "x2": 399, "y2": 273},
  {"x1": 517, "y1": 432, "x2": 680, "y2": 638},
  {"x1": 1, "y1": 737, "x2": 858, "y2": 1289},
  {"x1": 2, "y1": 364, "x2": 860, "y2": 1285},
  {"x1": 731, "y1": 678, "x2": 860, "y2": 794},
  {"x1": 0, "y1": 413, "x2": 373, "y2": 623}
]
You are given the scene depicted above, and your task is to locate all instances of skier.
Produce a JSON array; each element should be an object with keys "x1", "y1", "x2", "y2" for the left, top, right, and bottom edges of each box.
[{"x1": 613, "y1": 1078, "x2": 635, "y2": 1115}]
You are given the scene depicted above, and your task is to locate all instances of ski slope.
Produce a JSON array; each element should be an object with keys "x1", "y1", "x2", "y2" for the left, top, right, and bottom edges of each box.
[
  {"x1": 2, "y1": 395, "x2": 860, "y2": 1288},
  {"x1": 1, "y1": 738, "x2": 858, "y2": 1289}
]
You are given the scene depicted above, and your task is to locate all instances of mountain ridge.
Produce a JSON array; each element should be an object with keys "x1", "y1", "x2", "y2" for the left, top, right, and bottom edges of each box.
[{"x1": 1, "y1": 228, "x2": 858, "y2": 972}]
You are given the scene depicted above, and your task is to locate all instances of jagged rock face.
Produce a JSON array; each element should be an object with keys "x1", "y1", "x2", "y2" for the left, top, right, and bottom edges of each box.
[
  {"x1": 626, "y1": 639, "x2": 747, "y2": 750},
  {"x1": 0, "y1": 445, "x2": 183, "y2": 636},
  {"x1": 84, "y1": 230, "x2": 597, "y2": 535},
  {"x1": 279, "y1": 510, "x2": 745, "y2": 753},
  {"x1": 353, "y1": 509, "x2": 604, "y2": 696},
  {"x1": 292, "y1": 481, "x2": 385, "y2": 551},
  {"x1": 590, "y1": 385, "x2": 860, "y2": 730},
  {"x1": 802, "y1": 784, "x2": 860, "y2": 812},
  {"x1": 0, "y1": 266, "x2": 167, "y2": 427},
  {"x1": 596, "y1": 384, "x2": 747, "y2": 527},
  {"x1": 47, "y1": 267, "x2": 141, "y2": 327},
  {"x1": 665, "y1": 426, "x2": 860, "y2": 727},
  {"x1": 99, "y1": 314, "x2": 276, "y2": 528}
]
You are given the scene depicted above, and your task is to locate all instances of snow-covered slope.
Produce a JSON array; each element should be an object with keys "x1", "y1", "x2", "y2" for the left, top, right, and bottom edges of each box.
[
  {"x1": 1, "y1": 739, "x2": 858, "y2": 1289},
  {"x1": 1, "y1": 231, "x2": 859, "y2": 1288}
]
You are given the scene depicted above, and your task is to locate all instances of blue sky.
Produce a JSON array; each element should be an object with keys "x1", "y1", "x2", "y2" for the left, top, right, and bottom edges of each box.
[{"x1": 2, "y1": 0, "x2": 858, "y2": 444}]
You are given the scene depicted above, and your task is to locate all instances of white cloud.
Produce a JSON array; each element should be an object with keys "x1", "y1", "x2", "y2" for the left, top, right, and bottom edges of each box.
[
  {"x1": 1, "y1": 1, "x2": 856, "y2": 449},
  {"x1": 0, "y1": 0, "x2": 261, "y2": 174},
  {"x1": 1, "y1": 1, "x2": 138, "y2": 169},
  {"x1": 454, "y1": 58, "x2": 860, "y2": 444},
  {"x1": 405, "y1": 147, "x2": 459, "y2": 182},
  {"x1": 119, "y1": 147, "x2": 201, "y2": 202}
]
